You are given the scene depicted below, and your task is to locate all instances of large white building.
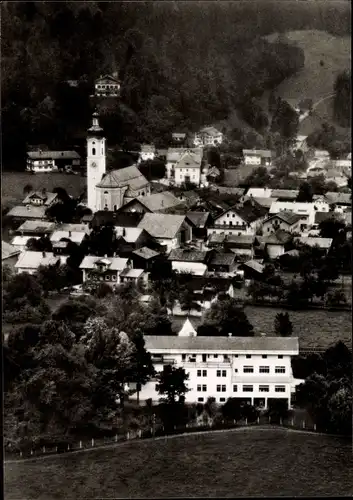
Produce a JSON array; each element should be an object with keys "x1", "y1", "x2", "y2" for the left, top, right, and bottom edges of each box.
[
  {"x1": 269, "y1": 200, "x2": 330, "y2": 226},
  {"x1": 130, "y1": 334, "x2": 303, "y2": 408},
  {"x1": 193, "y1": 127, "x2": 223, "y2": 147}
]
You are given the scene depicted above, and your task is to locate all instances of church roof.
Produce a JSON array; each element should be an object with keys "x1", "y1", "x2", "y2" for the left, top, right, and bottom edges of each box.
[{"x1": 96, "y1": 165, "x2": 149, "y2": 192}]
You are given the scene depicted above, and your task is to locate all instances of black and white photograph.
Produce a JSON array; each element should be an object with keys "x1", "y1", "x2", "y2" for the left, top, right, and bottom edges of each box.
[{"x1": 2, "y1": 1, "x2": 352, "y2": 498}]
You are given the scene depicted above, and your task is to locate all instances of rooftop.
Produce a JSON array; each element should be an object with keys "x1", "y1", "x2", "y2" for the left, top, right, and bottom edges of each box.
[
  {"x1": 241, "y1": 260, "x2": 264, "y2": 274},
  {"x1": 11, "y1": 235, "x2": 40, "y2": 247},
  {"x1": 144, "y1": 335, "x2": 299, "y2": 353},
  {"x1": 198, "y1": 126, "x2": 222, "y2": 137},
  {"x1": 50, "y1": 230, "x2": 86, "y2": 245},
  {"x1": 166, "y1": 148, "x2": 202, "y2": 163},
  {"x1": 265, "y1": 229, "x2": 293, "y2": 245},
  {"x1": 294, "y1": 237, "x2": 333, "y2": 249},
  {"x1": 7, "y1": 205, "x2": 47, "y2": 219},
  {"x1": 22, "y1": 191, "x2": 58, "y2": 206},
  {"x1": 175, "y1": 151, "x2": 202, "y2": 170},
  {"x1": 177, "y1": 318, "x2": 198, "y2": 337},
  {"x1": 80, "y1": 255, "x2": 129, "y2": 271},
  {"x1": 16, "y1": 220, "x2": 55, "y2": 234},
  {"x1": 136, "y1": 191, "x2": 183, "y2": 213},
  {"x1": 271, "y1": 189, "x2": 299, "y2": 200},
  {"x1": 209, "y1": 252, "x2": 236, "y2": 266},
  {"x1": 186, "y1": 211, "x2": 210, "y2": 228},
  {"x1": 132, "y1": 247, "x2": 160, "y2": 260},
  {"x1": 324, "y1": 192, "x2": 351, "y2": 205},
  {"x1": 96, "y1": 165, "x2": 149, "y2": 191},
  {"x1": 168, "y1": 248, "x2": 209, "y2": 263},
  {"x1": 266, "y1": 212, "x2": 303, "y2": 225},
  {"x1": 2, "y1": 241, "x2": 21, "y2": 260},
  {"x1": 15, "y1": 251, "x2": 67, "y2": 269},
  {"x1": 138, "y1": 213, "x2": 185, "y2": 239},
  {"x1": 92, "y1": 211, "x2": 144, "y2": 228},
  {"x1": 243, "y1": 149, "x2": 272, "y2": 158},
  {"x1": 27, "y1": 150, "x2": 80, "y2": 160},
  {"x1": 120, "y1": 268, "x2": 145, "y2": 278},
  {"x1": 115, "y1": 227, "x2": 144, "y2": 243}
]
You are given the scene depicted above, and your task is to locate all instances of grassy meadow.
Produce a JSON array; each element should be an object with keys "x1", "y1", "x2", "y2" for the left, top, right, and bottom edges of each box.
[{"x1": 4, "y1": 428, "x2": 352, "y2": 499}]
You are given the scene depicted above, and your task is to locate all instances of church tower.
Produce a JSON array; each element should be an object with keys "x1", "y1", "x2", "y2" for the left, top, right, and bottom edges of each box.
[{"x1": 87, "y1": 111, "x2": 106, "y2": 213}]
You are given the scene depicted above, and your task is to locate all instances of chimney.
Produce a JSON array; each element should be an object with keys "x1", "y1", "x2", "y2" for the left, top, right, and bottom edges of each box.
[
  {"x1": 113, "y1": 252, "x2": 116, "y2": 257},
  {"x1": 104, "y1": 254, "x2": 108, "y2": 258},
  {"x1": 228, "y1": 332, "x2": 232, "y2": 337},
  {"x1": 42, "y1": 251, "x2": 46, "y2": 258},
  {"x1": 69, "y1": 230, "x2": 72, "y2": 237}
]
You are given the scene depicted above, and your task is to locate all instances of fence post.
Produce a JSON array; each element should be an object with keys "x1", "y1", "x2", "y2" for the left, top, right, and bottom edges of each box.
[
  {"x1": 20, "y1": 451, "x2": 23, "y2": 458},
  {"x1": 280, "y1": 417, "x2": 283, "y2": 426},
  {"x1": 257, "y1": 416, "x2": 259, "y2": 425},
  {"x1": 67, "y1": 444, "x2": 70, "y2": 452},
  {"x1": 291, "y1": 417, "x2": 294, "y2": 427},
  {"x1": 186, "y1": 423, "x2": 188, "y2": 428},
  {"x1": 55, "y1": 446, "x2": 58, "y2": 453},
  {"x1": 42, "y1": 446, "x2": 46, "y2": 454},
  {"x1": 245, "y1": 417, "x2": 248, "y2": 426},
  {"x1": 31, "y1": 449, "x2": 33, "y2": 456},
  {"x1": 302, "y1": 420, "x2": 305, "y2": 429},
  {"x1": 79, "y1": 440, "x2": 82, "y2": 449},
  {"x1": 314, "y1": 423, "x2": 316, "y2": 431},
  {"x1": 269, "y1": 415, "x2": 271, "y2": 424},
  {"x1": 91, "y1": 438, "x2": 95, "y2": 447},
  {"x1": 139, "y1": 429, "x2": 142, "y2": 438},
  {"x1": 115, "y1": 434, "x2": 118, "y2": 443},
  {"x1": 127, "y1": 431, "x2": 130, "y2": 440}
]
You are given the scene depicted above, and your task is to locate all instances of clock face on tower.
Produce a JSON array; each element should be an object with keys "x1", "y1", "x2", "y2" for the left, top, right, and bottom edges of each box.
[{"x1": 91, "y1": 161, "x2": 97, "y2": 168}]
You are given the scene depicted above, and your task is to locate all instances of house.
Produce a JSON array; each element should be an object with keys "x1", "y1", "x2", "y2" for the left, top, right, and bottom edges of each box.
[
  {"x1": 262, "y1": 213, "x2": 303, "y2": 235},
  {"x1": 325, "y1": 169, "x2": 348, "y2": 188},
  {"x1": 130, "y1": 335, "x2": 302, "y2": 406},
  {"x1": 243, "y1": 149, "x2": 272, "y2": 167},
  {"x1": 264, "y1": 230, "x2": 293, "y2": 260},
  {"x1": 324, "y1": 192, "x2": 351, "y2": 211},
  {"x1": 185, "y1": 212, "x2": 212, "y2": 240},
  {"x1": 168, "y1": 248, "x2": 210, "y2": 276},
  {"x1": 165, "y1": 148, "x2": 203, "y2": 182},
  {"x1": 14, "y1": 251, "x2": 67, "y2": 275},
  {"x1": 172, "y1": 132, "x2": 187, "y2": 143},
  {"x1": 94, "y1": 73, "x2": 120, "y2": 97},
  {"x1": 177, "y1": 190, "x2": 201, "y2": 209},
  {"x1": 208, "y1": 252, "x2": 237, "y2": 273},
  {"x1": 211, "y1": 186, "x2": 245, "y2": 197},
  {"x1": 90, "y1": 211, "x2": 144, "y2": 229},
  {"x1": 246, "y1": 188, "x2": 272, "y2": 199},
  {"x1": 240, "y1": 259, "x2": 264, "y2": 280},
  {"x1": 119, "y1": 192, "x2": 184, "y2": 214},
  {"x1": 138, "y1": 213, "x2": 192, "y2": 252},
  {"x1": 294, "y1": 237, "x2": 333, "y2": 254},
  {"x1": 50, "y1": 230, "x2": 86, "y2": 246},
  {"x1": 293, "y1": 135, "x2": 308, "y2": 152},
  {"x1": 22, "y1": 191, "x2": 59, "y2": 207},
  {"x1": 208, "y1": 201, "x2": 267, "y2": 237},
  {"x1": 56, "y1": 223, "x2": 91, "y2": 235},
  {"x1": 314, "y1": 150, "x2": 330, "y2": 160},
  {"x1": 224, "y1": 235, "x2": 255, "y2": 259},
  {"x1": 115, "y1": 228, "x2": 158, "y2": 256},
  {"x1": 119, "y1": 268, "x2": 147, "y2": 284},
  {"x1": 173, "y1": 150, "x2": 206, "y2": 187},
  {"x1": 139, "y1": 144, "x2": 156, "y2": 162},
  {"x1": 131, "y1": 247, "x2": 160, "y2": 271},
  {"x1": 313, "y1": 211, "x2": 344, "y2": 229},
  {"x1": 249, "y1": 197, "x2": 278, "y2": 210},
  {"x1": 16, "y1": 220, "x2": 56, "y2": 237},
  {"x1": 11, "y1": 235, "x2": 40, "y2": 252},
  {"x1": 207, "y1": 166, "x2": 221, "y2": 181},
  {"x1": 79, "y1": 255, "x2": 130, "y2": 285},
  {"x1": 193, "y1": 127, "x2": 223, "y2": 147},
  {"x1": 7, "y1": 205, "x2": 48, "y2": 221},
  {"x1": 176, "y1": 276, "x2": 235, "y2": 313},
  {"x1": 269, "y1": 200, "x2": 330, "y2": 226},
  {"x1": 2, "y1": 241, "x2": 21, "y2": 268},
  {"x1": 26, "y1": 150, "x2": 81, "y2": 172}
]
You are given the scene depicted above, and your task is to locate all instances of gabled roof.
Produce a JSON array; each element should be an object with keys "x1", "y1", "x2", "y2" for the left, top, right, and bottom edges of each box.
[
  {"x1": 57, "y1": 223, "x2": 90, "y2": 234},
  {"x1": 314, "y1": 211, "x2": 341, "y2": 225},
  {"x1": 120, "y1": 268, "x2": 144, "y2": 279},
  {"x1": 246, "y1": 188, "x2": 272, "y2": 198},
  {"x1": 175, "y1": 151, "x2": 202, "y2": 170},
  {"x1": 2, "y1": 241, "x2": 21, "y2": 260},
  {"x1": 132, "y1": 247, "x2": 159, "y2": 260},
  {"x1": 50, "y1": 230, "x2": 85, "y2": 245},
  {"x1": 186, "y1": 211, "x2": 210, "y2": 228},
  {"x1": 324, "y1": 192, "x2": 351, "y2": 205},
  {"x1": 136, "y1": 192, "x2": 183, "y2": 213},
  {"x1": 27, "y1": 151, "x2": 80, "y2": 160},
  {"x1": 243, "y1": 149, "x2": 272, "y2": 158},
  {"x1": 144, "y1": 335, "x2": 299, "y2": 353},
  {"x1": 17, "y1": 220, "x2": 55, "y2": 234},
  {"x1": 212, "y1": 187, "x2": 245, "y2": 196},
  {"x1": 138, "y1": 213, "x2": 185, "y2": 239},
  {"x1": 265, "y1": 212, "x2": 302, "y2": 226},
  {"x1": 207, "y1": 166, "x2": 221, "y2": 177},
  {"x1": 11, "y1": 235, "x2": 40, "y2": 247},
  {"x1": 271, "y1": 189, "x2": 299, "y2": 200},
  {"x1": 7, "y1": 205, "x2": 47, "y2": 219},
  {"x1": 95, "y1": 74, "x2": 120, "y2": 84},
  {"x1": 115, "y1": 227, "x2": 144, "y2": 243},
  {"x1": 168, "y1": 248, "x2": 209, "y2": 263},
  {"x1": 294, "y1": 237, "x2": 333, "y2": 249},
  {"x1": 241, "y1": 260, "x2": 264, "y2": 273},
  {"x1": 166, "y1": 147, "x2": 202, "y2": 163},
  {"x1": 215, "y1": 201, "x2": 267, "y2": 225},
  {"x1": 225, "y1": 234, "x2": 255, "y2": 248},
  {"x1": 79, "y1": 255, "x2": 128, "y2": 271},
  {"x1": 97, "y1": 165, "x2": 149, "y2": 191},
  {"x1": 140, "y1": 144, "x2": 155, "y2": 153},
  {"x1": 209, "y1": 253, "x2": 236, "y2": 266},
  {"x1": 265, "y1": 229, "x2": 293, "y2": 245},
  {"x1": 92, "y1": 211, "x2": 144, "y2": 228},
  {"x1": 208, "y1": 233, "x2": 226, "y2": 245},
  {"x1": 198, "y1": 126, "x2": 222, "y2": 137},
  {"x1": 178, "y1": 318, "x2": 198, "y2": 337},
  {"x1": 15, "y1": 251, "x2": 66, "y2": 269},
  {"x1": 22, "y1": 191, "x2": 58, "y2": 206}
]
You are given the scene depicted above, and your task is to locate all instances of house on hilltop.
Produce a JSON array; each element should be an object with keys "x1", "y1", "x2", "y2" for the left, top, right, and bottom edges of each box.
[
  {"x1": 94, "y1": 73, "x2": 120, "y2": 97},
  {"x1": 243, "y1": 149, "x2": 272, "y2": 167},
  {"x1": 193, "y1": 126, "x2": 224, "y2": 147}
]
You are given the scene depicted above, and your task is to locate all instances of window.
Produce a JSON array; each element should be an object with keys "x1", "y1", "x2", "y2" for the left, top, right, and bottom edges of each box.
[
  {"x1": 221, "y1": 385, "x2": 226, "y2": 392},
  {"x1": 197, "y1": 370, "x2": 202, "y2": 377},
  {"x1": 202, "y1": 354, "x2": 207, "y2": 362},
  {"x1": 222, "y1": 370, "x2": 227, "y2": 377},
  {"x1": 275, "y1": 366, "x2": 286, "y2": 374},
  {"x1": 214, "y1": 355, "x2": 218, "y2": 358},
  {"x1": 198, "y1": 397, "x2": 204, "y2": 402},
  {"x1": 227, "y1": 213, "x2": 230, "y2": 218},
  {"x1": 202, "y1": 385, "x2": 207, "y2": 392},
  {"x1": 220, "y1": 397, "x2": 226, "y2": 402},
  {"x1": 217, "y1": 370, "x2": 221, "y2": 377},
  {"x1": 259, "y1": 366, "x2": 270, "y2": 373},
  {"x1": 203, "y1": 370, "x2": 207, "y2": 377},
  {"x1": 111, "y1": 275, "x2": 117, "y2": 281},
  {"x1": 275, "y1": 386, "x2": 286, "y2": 392},
  {"x1": 92, "y1": 148, "x2": 96, "y2": 156},
  {"x1": 182, "y1": 354, "x2": 186, "y2": 361},
  {"x1": 234, "y1": 368, "x2": 238, "y2": 373},
  {"x1": 216, "y1": 385, "x2": 221, "y2": 392},
  {"x1": 243, "y1": 366, "x2": 254, "y2": 373},
  {"x1": 246, "y1": 355, "x2": 252, "y2": 359},
  {"x1": 234, "y1": 354, "x2": 238, "y2": 358},
  {"x1": 233, "y1": 385, "x2": 238, "y2": 392},
  {"x1": 278, "y1": 355, "x2": 283, "y2": 359},
  {"x1": 105, "y1": 275, "x2": 110, "y2": 281},
  {"x1": 262, "y1": 355, "x2": 267, "y2": 359},
  {"x1": 155, "y1": 384, "x2": 158, "y2": 390},
  {"x1": 232, "y1": 214, "x2": 235, "y2": 218},
  {"x1": 243, "y1": 385, "x2": 253, "y2": 392},
  {"x1": 197, "y1": 385, "x2": 202, "y2": 392},
  {"x1": 259, "y1": 385, "x2": 269, "y2": 392}
]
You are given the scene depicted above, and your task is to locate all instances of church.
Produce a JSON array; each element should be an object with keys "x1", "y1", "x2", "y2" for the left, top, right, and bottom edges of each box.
[{"x1": 86, "y1": 112, "x2": 150, "y2": 213}]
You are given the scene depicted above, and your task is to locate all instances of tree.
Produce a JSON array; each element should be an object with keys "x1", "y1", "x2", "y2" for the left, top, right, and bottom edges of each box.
[
  {"x1": 202, "y1": 297, "x2": 254, "y2": 336},
  {"x1": 274, "y1": 312, "x2": 293, "y2": 336},
  {"x1": 243, "y1": 166, "x2": 271, "y2": 188},
  {"x1": 26, "y1": 236, "x2": 53, "y2": 252},
  {"x1": 128, "y1": 329, "x2": 155, "y2": 405},
  {"x1": 296, "y1": 182, "x2": 313, "y2": 202},
  {"x1": 138, "y1": 158, "x2": 166, "y2": 180},
  {"x1": 325, "y1": 289, "x2": 346, "y2": 307},
  {"x1": 333, "y1": 70, "x2": 351, "y2": 128},
  {"x1": 156, "y1": 364, "x2": 189, "y2": 405},
  {"x1": 318, "y1": 217, "x2": 346, "y2": 239},
  {"x1": 23, "y1": 184, "x2": 33, "y2": 195}
]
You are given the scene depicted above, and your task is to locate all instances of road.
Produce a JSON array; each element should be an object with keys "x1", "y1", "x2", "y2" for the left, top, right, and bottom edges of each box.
[{"x1": 298, "y1": 93, "x2": 335, "y2": 123}]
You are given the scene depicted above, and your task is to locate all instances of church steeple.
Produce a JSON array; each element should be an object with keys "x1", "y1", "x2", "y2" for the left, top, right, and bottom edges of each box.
[
  {"x1": 87, "y1": 111, "x2": 106, "y2": 213},
  {"x1": 88, "y1": 110, "x2": 104, "y2": 136}
]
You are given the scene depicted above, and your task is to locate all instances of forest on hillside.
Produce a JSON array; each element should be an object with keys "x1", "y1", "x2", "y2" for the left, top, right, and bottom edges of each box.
[{"x1": 2, "y1": 1, "x2": 351, "y2": 169}]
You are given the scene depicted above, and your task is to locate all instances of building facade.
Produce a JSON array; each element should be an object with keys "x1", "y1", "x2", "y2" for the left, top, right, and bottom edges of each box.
[{"x1": 130, "y1": 336, "x2": 302, "y2": 408}]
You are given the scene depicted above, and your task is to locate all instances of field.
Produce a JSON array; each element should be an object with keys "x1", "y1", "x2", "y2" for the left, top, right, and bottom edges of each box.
[
  {"x1": 2, "y1": 171, "x2": 86, "y2": 212},
  {"x1": 4, "y1": 427, "x2": 352, "y2": 499}
]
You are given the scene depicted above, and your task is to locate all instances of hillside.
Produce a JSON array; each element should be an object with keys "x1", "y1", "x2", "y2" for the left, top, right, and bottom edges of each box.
[
  {"x1": 5, "y1": 428, "x2": 352, "y2": 499},
  {"x1": 261, "y1": 30, "x2": 351, "y2": 135}
]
